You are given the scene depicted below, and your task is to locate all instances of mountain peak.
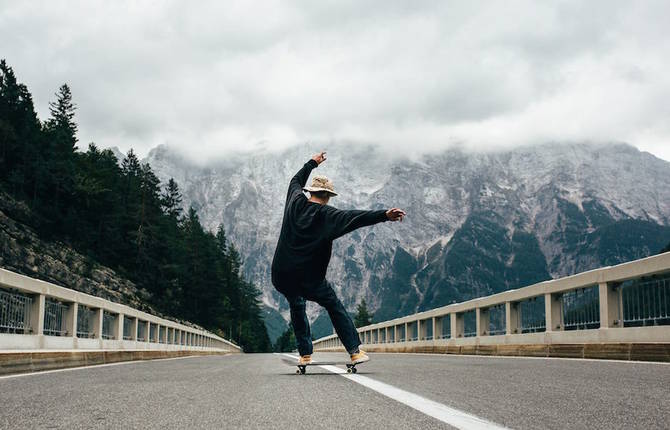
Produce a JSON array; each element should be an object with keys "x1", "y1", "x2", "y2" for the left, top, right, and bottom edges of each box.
[
  {"x1": 108, "y1": 146, "x2": 126, "y2": 165},
  {"x1": 146, "y1": 141, "x2": 670, "y2": 338}
]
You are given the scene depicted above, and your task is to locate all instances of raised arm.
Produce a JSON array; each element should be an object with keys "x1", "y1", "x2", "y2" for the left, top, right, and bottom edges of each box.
[{"x1": 286, "y1": 151, "x2": 327, "y2": 201}]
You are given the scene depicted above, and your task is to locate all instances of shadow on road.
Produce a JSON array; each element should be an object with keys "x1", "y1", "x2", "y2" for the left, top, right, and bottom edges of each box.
[{"x1": 277, "y1": 371, "x2": 377, "y2": 377}]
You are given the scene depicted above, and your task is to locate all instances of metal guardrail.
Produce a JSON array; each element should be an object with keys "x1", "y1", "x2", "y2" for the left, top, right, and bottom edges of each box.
[
  {"x1": 44, "y1": 298, "x2": 68, "y2": 336},
  {"x1": 0, "y1": 289, "x2": 32, "y2": 334},
  {"x1": 622, "y1": 275, "x2": 670, "y2": 326},
  {"x1": 519, "y1": 296, "x2": 545, "y2": 333},
  {"x1": 76, "y1": 305, "x2": 95, "y2": 339},
  {"x1": 123, "y1": 316, "x2": 133, "y2": 340},
  {"x1": 487, "y1": 304, "x2": 506, "y2": 336},
  {"x1": 0, "y1": 267, "x2": 240, "y2": 353},
  {"x1": 102, "y1": 311, "x2": 115, "y2": 340},
  {"x1": 314, "y1": 252, "x2": 670, "y2": 351},
  {"x1": 562, "y1": 286, "x2": 600, "y2": 331}
]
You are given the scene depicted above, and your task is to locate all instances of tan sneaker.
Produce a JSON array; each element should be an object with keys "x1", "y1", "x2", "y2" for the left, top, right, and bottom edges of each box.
[
  {"x1": 350, "y1": 350, "x2": 370, "y2": 364},
  {"x1": 298, "y1": 355, "x2": 313, "y2": 365}
]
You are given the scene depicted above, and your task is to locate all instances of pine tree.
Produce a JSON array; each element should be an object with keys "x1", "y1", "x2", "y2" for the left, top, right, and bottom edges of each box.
[
  {"x1": 121, "y1": 149, "x2": 142, "y2": 177},
  {"x1": 132, "y1": 163, "x2": 163, "y2": 286},
  {"x1": 161, "y1": 178, "x2": 183, "y2": 220},
  {"x1": 273, "y1": 325, "x2": 297, "y2": 352},
  {"x1": 75, "y1": 144, "x2": 123, "y2": 263},
  {"x1": 120, "y1": 150, "x2": 142, "y2": 212},
  {"x1": 354, "y1": 299, "x2": 374, "y2": 327},
  {"x1": 47, "y1": 84, "x2": 77, "y2": 145},
  {"x1": 0, "y1": 60, "x2": 25, "y2": 175},
  {"x1": 119, "y1": 150, "x2": 144, "y2": 264},
  {"x1": 215, "y1": 224, "x2": 228, "y2": 255},
  {"x1": 180, "y1": 208, "x2": 221, "y2": 323},
  {"x1": 43, "y1": 83, "x2": 78, "y2": 234},
  {"x1": 0, "y1": 60, "x2": 42, "y2": 198}
]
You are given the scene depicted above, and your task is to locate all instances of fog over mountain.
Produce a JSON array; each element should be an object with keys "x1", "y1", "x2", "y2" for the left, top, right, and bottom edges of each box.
[
  {"x1": 141, "y1": 142, "x2": 670, "y2": 340},
  {"x1": 3, "y1": 2, "x2": 670, "y2": 162}
]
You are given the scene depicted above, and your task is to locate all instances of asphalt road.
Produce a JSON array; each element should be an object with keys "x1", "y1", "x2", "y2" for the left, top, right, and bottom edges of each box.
[{"x1": 0, "y1": 352, "x2": 668, "y2": 430}]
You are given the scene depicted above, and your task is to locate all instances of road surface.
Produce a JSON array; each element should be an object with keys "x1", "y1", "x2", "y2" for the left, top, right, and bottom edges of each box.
[{"x1": 0, "y1": 352, "x2": 668, "y2": 429}]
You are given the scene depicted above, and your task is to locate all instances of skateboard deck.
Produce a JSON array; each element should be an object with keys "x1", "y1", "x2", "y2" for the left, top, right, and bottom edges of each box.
[{"x1": 280, "y1": 356, "x2": 362, "y2": 374}]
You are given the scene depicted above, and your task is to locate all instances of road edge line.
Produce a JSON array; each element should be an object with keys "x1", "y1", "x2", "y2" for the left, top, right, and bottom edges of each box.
[{"x1": 0, "y1": 354, "x2": 207, "y2": 380}]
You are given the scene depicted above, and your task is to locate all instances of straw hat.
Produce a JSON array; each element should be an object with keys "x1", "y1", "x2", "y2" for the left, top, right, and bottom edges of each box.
[{"x1": 303, "y1": 175, "x2": 338, "y2": 196}]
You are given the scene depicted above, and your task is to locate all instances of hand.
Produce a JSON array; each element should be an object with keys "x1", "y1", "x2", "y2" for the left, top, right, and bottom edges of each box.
[
  {"x1": 386, "y1": 208, "x2": 406, "y2": 222},
  {"x1": 311, "y1": 151, "x2": 327, "y2": 165}
]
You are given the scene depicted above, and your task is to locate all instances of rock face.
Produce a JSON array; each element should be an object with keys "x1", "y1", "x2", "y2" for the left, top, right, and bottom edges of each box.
[
  {"x1": 0, "y1": 190, "x2": 153, "y2": 313},
  {"x1": 145, "y1": 142, "x2": 670, "y2": 338}
]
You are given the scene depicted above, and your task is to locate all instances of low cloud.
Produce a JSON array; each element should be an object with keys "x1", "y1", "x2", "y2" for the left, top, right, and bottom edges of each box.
[{"x1": 1, "y1": 0, "x2": 669, "y2": 161}]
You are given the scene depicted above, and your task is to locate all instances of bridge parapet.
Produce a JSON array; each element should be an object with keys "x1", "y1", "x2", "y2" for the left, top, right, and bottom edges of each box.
[
  {"x1": 0, "y1": 267, "x2": 240, "y2": 354},
  {"x1": 314, "y1": 252, "x2": 670, "y2": 361}
]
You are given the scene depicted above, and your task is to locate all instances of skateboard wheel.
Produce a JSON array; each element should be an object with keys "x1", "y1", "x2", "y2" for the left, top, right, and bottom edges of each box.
[
  {"x1": 347, "y1": 368, "x2": 352, "y2": 373},
  {"x1": 295, "y1": 369, "x2": 302, "y2": 374},
  {"x1": 352, "y1": 367, "x2": 357, "y2": 374}
]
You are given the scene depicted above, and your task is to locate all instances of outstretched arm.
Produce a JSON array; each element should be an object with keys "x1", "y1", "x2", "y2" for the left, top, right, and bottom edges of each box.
[
  {"x1": 325, "y1": 207, "x2": 406, "y2": 240},
  {"x1": 287, "y1": 151, "x2": 327, "y2": 201}
]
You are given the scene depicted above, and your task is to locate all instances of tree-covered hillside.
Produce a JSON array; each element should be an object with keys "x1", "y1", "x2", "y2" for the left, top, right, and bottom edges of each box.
[{"x1": 0, "y1": 59, "x2": 270, "y2": 352}]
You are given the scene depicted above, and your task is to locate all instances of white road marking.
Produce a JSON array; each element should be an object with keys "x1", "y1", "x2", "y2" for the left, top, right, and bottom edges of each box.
[
  {"x1": 279, "y1": 353, "x2": 509, "y2": 429},
  {"x1": 0, "y1": 355, "x2": 202, "y2": 380}
]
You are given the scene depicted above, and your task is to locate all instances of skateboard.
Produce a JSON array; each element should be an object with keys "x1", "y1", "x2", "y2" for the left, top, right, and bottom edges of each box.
[{"x1": 281, "y1": 356, "x2": 361, "y2": 374}]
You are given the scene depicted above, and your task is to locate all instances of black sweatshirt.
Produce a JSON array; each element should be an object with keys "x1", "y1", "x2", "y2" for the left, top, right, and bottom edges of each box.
[{"x1": 271, "y1": 159, "x2": 388, "y2": 294}]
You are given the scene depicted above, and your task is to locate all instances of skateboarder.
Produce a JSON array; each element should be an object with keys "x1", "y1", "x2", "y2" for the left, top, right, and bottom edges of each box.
[{"x1": 271, "y1": 151, "x2": 406, "y2": 366}]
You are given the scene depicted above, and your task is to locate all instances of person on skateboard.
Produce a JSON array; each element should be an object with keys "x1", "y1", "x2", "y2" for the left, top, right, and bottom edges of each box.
[{"x1": 271, "y1": 151, "x2": 406, "y2": 366}]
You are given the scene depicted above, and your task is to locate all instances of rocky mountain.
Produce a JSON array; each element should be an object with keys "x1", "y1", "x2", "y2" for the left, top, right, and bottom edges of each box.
[
  {"x1": 144, "y1": 142, "x2": 670, "y2": 340},
  {"x1": 109, "y1": 146, "x2": 127, "y2": 165}
]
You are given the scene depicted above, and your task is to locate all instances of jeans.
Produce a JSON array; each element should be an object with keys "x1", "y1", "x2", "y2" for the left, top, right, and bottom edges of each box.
[{"x1": 284, "y1": 279, "x2": 361, "y2": 356}]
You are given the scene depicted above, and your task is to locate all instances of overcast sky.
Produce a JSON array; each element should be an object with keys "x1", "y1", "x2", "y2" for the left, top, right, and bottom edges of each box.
[{"x1": 1, "y1": 0, "x2": 669, "y2": 162}]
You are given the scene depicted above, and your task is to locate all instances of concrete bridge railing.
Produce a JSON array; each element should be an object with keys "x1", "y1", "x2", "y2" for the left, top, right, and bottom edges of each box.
[
  {"x1": 0, "y1": 267, "x2": 241, "y2": 356},
  {"x1": 314, "y1": 252, "x2": 670, "y2": 362}
]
